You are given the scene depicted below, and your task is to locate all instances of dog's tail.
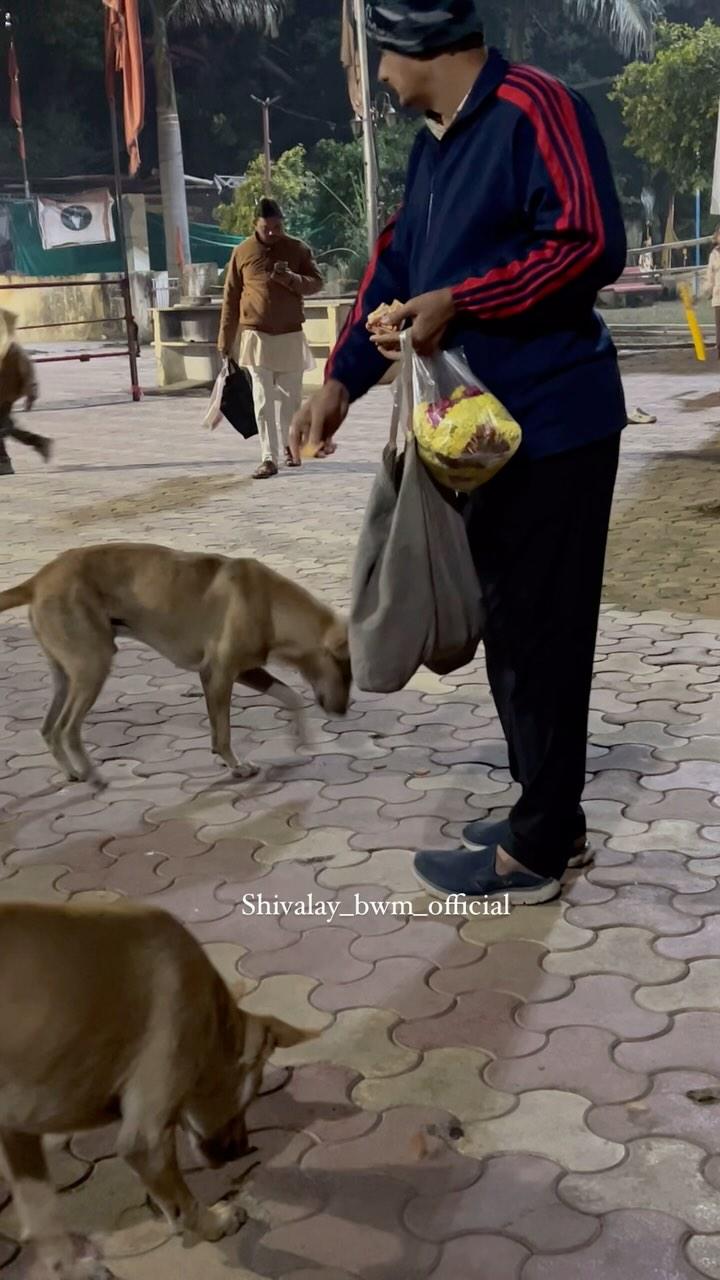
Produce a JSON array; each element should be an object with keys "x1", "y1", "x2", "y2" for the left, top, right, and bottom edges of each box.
[{"x1": 0, "y1": 577, "x2": 34, "y2": 612}]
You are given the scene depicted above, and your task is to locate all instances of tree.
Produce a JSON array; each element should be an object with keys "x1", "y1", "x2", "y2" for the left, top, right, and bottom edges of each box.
[
  {"x1": 149, "y1": 0, "x2": 285, "y2": 276},
  {"x1": 506, "y1": 0, "x2": 659, "y2": 63},
  {"x1": 214, "y1": 143, "x2": 315, "y2": 237},
  {"x1": 611, "y1": 20, "x2": 720, "y2": 194},
  {"x1": 308, "y1": 119, "x2": 419, "y2": 272}
]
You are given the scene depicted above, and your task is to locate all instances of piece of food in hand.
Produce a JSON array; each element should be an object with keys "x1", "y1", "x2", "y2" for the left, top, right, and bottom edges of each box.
[
  {"x1": 367, "y1": 300, "x2": 403, "y2": 333},
  {"x1": 413, "y1": 385, "x2": 522, "y2": 492}
]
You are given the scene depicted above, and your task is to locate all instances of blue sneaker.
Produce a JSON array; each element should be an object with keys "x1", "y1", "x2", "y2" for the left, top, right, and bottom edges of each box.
[
  {"x1": 414, "y1": 846, "x2": 561, "y2": 906},
  {"x1": 462, "y1": 816, "x2": 592, "y2": 870}
]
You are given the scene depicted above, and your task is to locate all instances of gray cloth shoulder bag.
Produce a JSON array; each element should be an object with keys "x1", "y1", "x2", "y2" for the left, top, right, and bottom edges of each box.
[{"x1": 349, "y1": 335, "x2": 485, "y2": 693}]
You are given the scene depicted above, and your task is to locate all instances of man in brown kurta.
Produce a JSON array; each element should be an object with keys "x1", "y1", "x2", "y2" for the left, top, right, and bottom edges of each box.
[{"x1": 218, "y1": 199, "x2": 323, "y2": 478}]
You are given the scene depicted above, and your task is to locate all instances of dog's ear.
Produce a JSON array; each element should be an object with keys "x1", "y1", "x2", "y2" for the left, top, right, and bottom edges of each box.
[
  {"x1": 262, "y1": 1015, "x2": 321, "y2": 1049},
  {"x1": 324, "y1": 616, "x2": 349, "y2": 660}
]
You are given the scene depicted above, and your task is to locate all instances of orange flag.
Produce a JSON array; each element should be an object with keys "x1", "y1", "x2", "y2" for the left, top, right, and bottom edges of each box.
[
  {"x1": 8, "y1": 38, "x2": 25, "y2": 160},
  {"x1": 103, "y1": 0, "x2": 145, "y2": 176},
  {"x1": 341, "y1": 0, "x2": 363, "y2": 119}
]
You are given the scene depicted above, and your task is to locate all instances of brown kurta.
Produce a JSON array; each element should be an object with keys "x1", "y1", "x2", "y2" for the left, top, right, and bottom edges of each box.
[{"x1": 218, "y1": 232, "x2": 323, "y2": 355}]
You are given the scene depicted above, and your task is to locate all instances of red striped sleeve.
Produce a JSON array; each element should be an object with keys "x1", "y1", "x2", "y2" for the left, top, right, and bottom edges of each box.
[
  {"x1": 451, "y1": 67, "x2": 605, "y2": 320},
  {"x1": 325, "y1": 213, "x2": 399, "y2": 382}
]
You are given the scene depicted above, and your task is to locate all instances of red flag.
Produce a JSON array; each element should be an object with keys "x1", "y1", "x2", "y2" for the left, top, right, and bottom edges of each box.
[
  {"x1": 103, "y1": 0, "x2": 145, "y2": 176},
  {"x1": 8, "y1": 38, "x2": 25, "y2": 160}
]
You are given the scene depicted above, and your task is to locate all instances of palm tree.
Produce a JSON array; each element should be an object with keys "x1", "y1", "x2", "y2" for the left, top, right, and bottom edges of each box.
[
  {"x1": 507, "y1": 0, "x2": 660, "y2": 64},
  {"x1": 148, "y1": 0, "x2": 285, "y2": 277}
]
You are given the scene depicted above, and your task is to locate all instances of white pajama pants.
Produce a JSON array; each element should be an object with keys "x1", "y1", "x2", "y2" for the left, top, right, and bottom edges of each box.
[{"x1": 248, "y1": 367, "x2": 304, "y2": 464}]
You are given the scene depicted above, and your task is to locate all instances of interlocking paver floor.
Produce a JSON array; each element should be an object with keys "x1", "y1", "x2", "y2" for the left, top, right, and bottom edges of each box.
[{"x1": 1, "y1": 348, "x2": 719, "y2": 1278}]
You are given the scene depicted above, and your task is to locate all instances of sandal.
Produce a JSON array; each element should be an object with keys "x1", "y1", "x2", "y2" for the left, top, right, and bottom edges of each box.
[
  {"x1": 253, "y1": 460, "x2": 278, "y2": 479},
  {"x1": 627, "y1": 407, "x2": 657, "y2": 425},
  {"x1": 284, "y1": 448, "x2": 301, "y2": 468}
]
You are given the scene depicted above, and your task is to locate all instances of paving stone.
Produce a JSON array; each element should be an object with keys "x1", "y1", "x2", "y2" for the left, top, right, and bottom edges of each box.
[
  {"x1": 240, "y1": 974, "x2": 332, "y2": 1032},
  {"x1": 588, "y1": 850, "x2": 711, "y2": 895},
  {"x1": 352, "y1": 1046, "x2": 513, "y2": 1123},
  {"x1": 273, "y1": 1007, "x2": 417, "y2": 1078},
  {"x1": 277, "y1": 884, "x2": 407, "y2": 938},
  {"x1": 566, "y1": 884, "x2": 703, "y2": 935},
  {"x1": 460, "y1": 900, "x2": 593, "y2": 950},
  {"x1": 241, "y1": 927, "x2": 371, "y2": 984},
  {"x1": 252, "y1": 1174, "x2": 438, "y2": 1280},
  {"x1": 257, "y1": 827, "x2": 369, "y2": 871},
  {"x1": 604, "y1": 814, "x2": 712, "y2": 855},
  {"x1": 397, "y1": 988, "x2": 546, "y2": 1058},
  {"x1": 349, "y1": 918, "x2": 478, "y2": 971},
  {"x1": 247, "y1": 1064, "x2": 375, "y2": 1146},
  {"x1": 405, "y1": 1152, "x2": 599, "y2": 1250},
  {"x1": 202, "y1": 940, "x2": 247, "y2": 986},
  {"x1": 518, "y1": 973, "x2": 670, "y2": 1039},
  {"x1": 625, "y1": 789, "x2": 720, "y2": 826},
  {"x1": 673, "y1": 884, "x2": 720, "y2": 917},
  {"x1": 615, "y1": 1012, "x2": 720, "y2": 1076},
  {"x1": 543, "y1": 926, "x2": 686, "y2": 983},
  {"x1": 301, "y1": 1105, "x2": 481, "y2": 1195},
  {"x1": 117, "y1": 1239, "x2": 272, "y2": 1280},
  {"x1": 430, "y1": 940, "x2": 572, "y2": 1002},
  {"x1": 0, "y1": 863, "x2": 69, "y2": 901},
  {"x1": 459, "y1": 1089, "x2": 624, "y2": 1171},
  {"x1": 317, "y1": 848, "x2": 420, "y2": 894},
  {"x1": 588, "y1": 1070, "x2": 720, "y2": 1149},
  {"x1": 313, "y1": 955, "x2": 454, "y2": 1021},
  {"x1": 560, "y1": 1137, "x2": 720, "y2": 1231},
  {"x1": 425, "y1": 1236, "x2": 529, "y2": 1280},
  {"x1": 524, "y1": 1209, "x2": 708, "y2": 1280},
  {"x1": 657, "y1": 915, "x2": 720, "y2": 961},
  {"x1": 636, "y1": 960, "x2": 720, "y2": 1012},
  {"x1": 485, "y1": 1026, "x2": 649, "y2": 1104},
  {"x1": 687, "y1": 1235, "x2": 720, "y2": 1279}
]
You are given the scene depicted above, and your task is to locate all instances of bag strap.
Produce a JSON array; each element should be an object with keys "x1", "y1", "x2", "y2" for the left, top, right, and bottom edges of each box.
[{"x1": 388, "y1": 331, "x2": 414, "y2": 451}]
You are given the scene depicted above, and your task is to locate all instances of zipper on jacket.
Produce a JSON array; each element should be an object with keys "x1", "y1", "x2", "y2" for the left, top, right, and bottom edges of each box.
[{"x1": 425, "y1": 185, "x2": 435, "y2": 243}]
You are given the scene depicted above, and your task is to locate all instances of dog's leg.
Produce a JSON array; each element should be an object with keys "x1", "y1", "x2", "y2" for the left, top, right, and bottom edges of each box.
[
  {"x1": 40, "y1": 660, "x2": 80, "y2": 781},
  {"x1": 124, "y1": 1128, "x2": 246, "y2": 1242},
  {"x1": 41, "y1": 660, "x2": 68, "y2": 743},
  {"x1": 200, "y1": 668, "x2": 258, "y2": 779},
  {"x1": 237, "y1": 666, "x2": 308, "y2": 747},
  {"x1": 0, "y1": 1129, "x2": 113, "y2": 1279},
  {"x1": 53, "y1": 653, "x2": 112, "y2": 787}
]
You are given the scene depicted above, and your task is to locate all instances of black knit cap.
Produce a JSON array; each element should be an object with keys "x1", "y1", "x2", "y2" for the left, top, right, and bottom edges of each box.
[{"x1": 365, "y1": 0, "x2": 484, "y2": 55}]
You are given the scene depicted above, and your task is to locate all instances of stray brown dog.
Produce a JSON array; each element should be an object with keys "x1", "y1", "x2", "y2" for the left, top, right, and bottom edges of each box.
[
  {"x1": 0, "y1": 543, "x2": 351, "y2": 785},
  {"x1": 0, "y1": 899, "x2": 315, "y2": 1280}
]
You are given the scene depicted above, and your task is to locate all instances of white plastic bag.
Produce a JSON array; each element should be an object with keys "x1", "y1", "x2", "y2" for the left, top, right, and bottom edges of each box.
[{"x1": 202, "y1": 359, "x2": 228, "y2": 431}]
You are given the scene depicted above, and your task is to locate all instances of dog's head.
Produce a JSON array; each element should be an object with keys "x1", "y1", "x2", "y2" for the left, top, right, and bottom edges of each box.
[
  {"x1": 299, "y1": 615, "x2": 351, "y2": 717},
  {"x1": 185, "y1": 990, "x2": 318, "y2": 1166}
]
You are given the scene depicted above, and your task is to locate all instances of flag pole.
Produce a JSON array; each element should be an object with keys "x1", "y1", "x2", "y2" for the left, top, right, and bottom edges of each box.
[
  {"x1": 108, "y1": 74, "x2": 141, "y2": 401},
  {"x1": 352, "y1": 0, "x2": 379, "y2": 255},
  {"x1": 5, "y1": 12, "x2": 30, "y2": 199}
]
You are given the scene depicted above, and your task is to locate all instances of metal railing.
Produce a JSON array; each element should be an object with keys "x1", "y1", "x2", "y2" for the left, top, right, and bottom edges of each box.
[{"x1": 1, "y1": 275, "x2": 141, "y2": 401}]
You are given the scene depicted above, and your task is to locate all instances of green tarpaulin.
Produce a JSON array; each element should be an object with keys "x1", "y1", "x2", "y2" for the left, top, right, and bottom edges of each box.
[
  {"x1": 5, "y1": 201, "x2": 242, "y2": 278},
  {"x1": 145, "y1": 212, "x2": 242, "y2": 271}
]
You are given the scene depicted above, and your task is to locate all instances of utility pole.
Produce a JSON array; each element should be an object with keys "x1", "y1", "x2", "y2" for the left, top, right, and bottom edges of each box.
[
  {"x1": 5, "y1": 12, "x2": 30, "y2": 199},
  {"x1": 251, "y1": 95, "x2": 280, "y2": 195},
  {"x1": 352, "y1": 0, "x2": 379, "y2": 254}
]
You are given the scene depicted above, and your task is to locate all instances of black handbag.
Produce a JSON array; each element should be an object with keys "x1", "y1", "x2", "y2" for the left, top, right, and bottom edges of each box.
[{"x1": 220, "y1": 360, "x2": 259, "y2": 439}]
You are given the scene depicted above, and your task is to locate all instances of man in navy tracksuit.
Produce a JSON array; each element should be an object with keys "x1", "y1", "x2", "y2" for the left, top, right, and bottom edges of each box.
[{"x1": 290, "y1": 0, "x2": 627, "y2": 906}]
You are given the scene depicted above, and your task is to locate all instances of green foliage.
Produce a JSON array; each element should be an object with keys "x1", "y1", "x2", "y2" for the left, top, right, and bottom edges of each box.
[
  {"x1": 214, "y1": 121, "x2": 419, "y2": 277},
  {"x1": 214, "y1": 144, "x2": 316, "y2": 237},
  {"x1": 611, "y1": 20, "x2": 720, "y2": 192}
]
